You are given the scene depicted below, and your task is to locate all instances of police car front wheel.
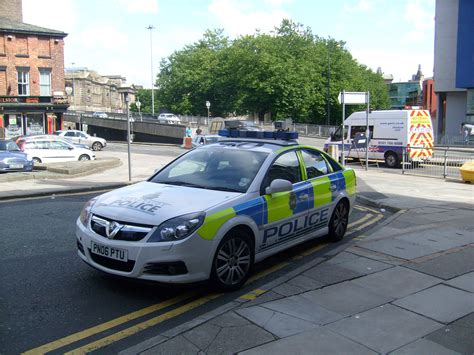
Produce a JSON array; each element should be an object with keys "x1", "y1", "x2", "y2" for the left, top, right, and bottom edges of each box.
[
  {"x1": 328, "y1": 200, "x2": 349, "y2": 242},
  {"x1": 211, "y1": 230, "x2": 254, "y2": 291}
]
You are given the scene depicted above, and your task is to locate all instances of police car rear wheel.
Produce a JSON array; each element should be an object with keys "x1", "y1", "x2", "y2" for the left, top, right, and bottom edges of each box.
[
  {"x1": 328, "y1": 200, "x2": 349, "y2": 242},
  {"x1": 211, "y1": 231, "x2": 253, "y2": 291}
]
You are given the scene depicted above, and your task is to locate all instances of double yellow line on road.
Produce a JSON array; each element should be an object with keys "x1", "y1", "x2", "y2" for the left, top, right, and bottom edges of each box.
[{"x1": 23, "y1": 204, "x2": 384, "y2": 354}]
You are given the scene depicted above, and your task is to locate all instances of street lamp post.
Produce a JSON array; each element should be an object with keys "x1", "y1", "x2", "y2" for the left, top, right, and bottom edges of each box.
[
  {"x1": 327, "y1": 52, "x2": 331, "y2": 126},
  {"x1": 146, "y1": 25, "x2": 155, "y2": 116},
  {"x1": 125, "y1": 93, "x2": 132, "y2": 181},
  {"x1": 136, "y1": 98, "x2": 142, "y2": 122},
  {"x1": 71, "y1": 62, "x2": 76, "y2": 108},
  {"x1": 206, "y1": 100, "x2": 210, "y2": 123}
]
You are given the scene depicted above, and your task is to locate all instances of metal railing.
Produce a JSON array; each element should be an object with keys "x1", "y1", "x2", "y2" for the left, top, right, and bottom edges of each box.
[{"x1": 401, "y1": 146, "x2": 473, "y2": 180}]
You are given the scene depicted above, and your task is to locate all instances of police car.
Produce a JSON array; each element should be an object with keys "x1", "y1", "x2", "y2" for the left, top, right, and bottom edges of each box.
[{"x1": 76, "y1": 129, "x2": 356, "y2": 291}]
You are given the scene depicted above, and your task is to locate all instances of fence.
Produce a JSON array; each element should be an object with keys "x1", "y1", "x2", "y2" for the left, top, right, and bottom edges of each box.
[
  {"x1": 401, "y1": 146, "x2": 473, "y2": 180},
  {"x1": 341, "y1": 146, "x2": 473, "y2": 181}
]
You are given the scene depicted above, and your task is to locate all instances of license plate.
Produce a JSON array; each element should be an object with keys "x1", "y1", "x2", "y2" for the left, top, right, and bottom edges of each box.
[
  {"x1": 90, "y1": 241, "x2": 128, "y2": 262},
  {"x1": 10, "y1": 164, "x2": 23, "y2": 169}
]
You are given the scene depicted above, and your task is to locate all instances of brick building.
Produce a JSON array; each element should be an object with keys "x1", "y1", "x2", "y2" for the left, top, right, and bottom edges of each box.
[{"x1": 0, "y1": 0, "x2": 68, "y2": 139}]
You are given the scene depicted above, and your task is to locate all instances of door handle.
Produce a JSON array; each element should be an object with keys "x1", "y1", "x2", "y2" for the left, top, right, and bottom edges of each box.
[
  {"x1": 329, "y1": 185, "x2": 337, "y2": 192},
  {"x1": 299, "y1": 193, "x2": 309, "y2": 201}
]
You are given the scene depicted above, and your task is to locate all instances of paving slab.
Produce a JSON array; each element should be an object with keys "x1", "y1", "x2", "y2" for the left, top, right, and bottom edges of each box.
[
  {"x1": 239, "y1": 326, "x2": 377, "y2": 355},
  {"x1": 325, "y1": 251, "x2": 360, "y2": 265},
  {"x1": 302, "y1": 262, "x2": 363, "y2": 285},
  {"x1": 352, "y1": 266, "x2": 441, "y2": 299},
  {"x1": 390, "y1": 339, "x2": 460, "y2": 355},
  {"x1": 327, "y1": 304, "x2": 443, "y2": 354},
  {"x1": 141, "y1": 335, "x2": 199, "y2": 355},
  {"x1": 236, "y1": 305, "x2": 318, "y2": 338},
  {"x1": 395, "y1": 227, "x2": 474, "y2": 251},
  {"x1": 303, "y1": 281, "x2": 392, "y2": 317},
  {"x1": 359, "y1": 238, "x2": 441, "y2": 260},
  {"x1": 182, "y1": 323, "x2": 221, "y2": 351},
  {"x1": 425, "y1": 313, "x2": 474, "y2": 354},
  {"x1": 394, "y1": 284, "x2": 474, "y2": 323},
  {"x1": 239, "y1": 291, "x2": 284, "y2": 308},
  {"x1": 445, "y1": 272, "x2": 474, "y2": 292},
  {"x1": 261, "y1": 293, "x2": 343, "y2": 325},
  {"x1": 285, "y1": 275, "x2": 325, "y2": 291},
  {"x1": 331, "y1": 255, "x2": 393, "y2": 275},
  {"x1": 406, "y1": 247, "x2": 474, "y2": 279}
]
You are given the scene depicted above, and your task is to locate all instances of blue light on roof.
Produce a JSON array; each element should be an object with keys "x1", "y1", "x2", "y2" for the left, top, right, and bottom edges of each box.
[{"x1": 218, "y1": 129, "x2": 298, "y2": 140}]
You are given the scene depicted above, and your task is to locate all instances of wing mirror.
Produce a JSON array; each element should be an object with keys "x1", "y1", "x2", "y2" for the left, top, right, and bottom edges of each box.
[{"x1": 265, "y1": 179, "x2": 293, "y2": 195}]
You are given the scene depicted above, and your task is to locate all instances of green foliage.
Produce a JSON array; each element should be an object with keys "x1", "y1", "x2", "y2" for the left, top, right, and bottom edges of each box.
[
  {"x1": 155, "y1": 20, "x2": 390, "y2": 124},
  {"x1": 131, "y1": 88, "x2": 158, "y2": 114}
]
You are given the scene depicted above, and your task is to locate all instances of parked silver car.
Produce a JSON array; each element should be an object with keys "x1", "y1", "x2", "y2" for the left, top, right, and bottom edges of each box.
[{"x1": 55, "y1": 130, "x2": 107, "y2": 151}]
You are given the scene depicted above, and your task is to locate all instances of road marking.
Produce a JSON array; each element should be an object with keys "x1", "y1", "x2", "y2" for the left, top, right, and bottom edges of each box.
[
  {"x1": 351, "y1": 213, "x2": 384, "y2": 232},
  {"x1": 239, "y1": 289, "x2": 267, "y2": 301},
  {"x1": 21, "y1": 292, "x2": 195, "y2": 355},
  {"x1": 64, "y1": 293, "x2": 221, "y2": 355},
  {"x1": 299, "y1": 243, "x2": 328, "y2": 257},
  {"x1": 247, "y1": 262, "x2": 289, "y2": 284},
  {"x1": 348, "y1": 214, "x2": 373, "y2": 228}
]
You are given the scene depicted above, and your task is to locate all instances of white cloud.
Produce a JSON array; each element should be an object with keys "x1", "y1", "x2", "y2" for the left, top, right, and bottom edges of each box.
[
  {"x1": 208, "y1": 0, "x2": 290, "y2": 37},
  {"x1": 403, "y1": 0, "x2": 434, "y2": 42},
  {"x1": 351, "y1": 47, "x2": 433, "y2": 82},
  {"x1": 343, "y1": 0, "x2": 374, "y2": 13},
  {"x1": 117, "y1": 0, "x2": 158, "y2": 14},
  {"x1": 23, "y1": 0, "x2": 77, "y2": 33}
]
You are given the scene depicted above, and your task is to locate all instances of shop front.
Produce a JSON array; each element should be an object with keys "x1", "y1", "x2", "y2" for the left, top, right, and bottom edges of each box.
[{"x1": 0, "y1": 96, "x2": 68, "y2": 139}]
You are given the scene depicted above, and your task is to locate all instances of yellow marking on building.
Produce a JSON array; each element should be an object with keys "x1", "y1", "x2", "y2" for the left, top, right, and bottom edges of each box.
[
  {"x1": 239, "y1": 289, "x2": 267, "y2": 301},
  {"x1": 21, "y1": 292, "x2": 195, "y2": 355},
  {"x1": 64, "y1": 293, "x2": 222, "y2": 355}
]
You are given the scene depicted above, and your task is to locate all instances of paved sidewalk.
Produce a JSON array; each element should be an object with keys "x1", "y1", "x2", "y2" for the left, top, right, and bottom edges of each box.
[{"x1": 1, "y1": 143, "x2": 473, "y2": 354}]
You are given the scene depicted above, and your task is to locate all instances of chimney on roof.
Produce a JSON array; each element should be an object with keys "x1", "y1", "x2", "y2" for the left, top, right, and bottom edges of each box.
[{"x1": 0, "y1": 0, "x2": 23, "y2": 22}]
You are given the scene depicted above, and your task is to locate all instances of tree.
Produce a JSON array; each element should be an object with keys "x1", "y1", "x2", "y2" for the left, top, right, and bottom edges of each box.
[{"x1": 155, "y1": 20, "x2": 390, "y2": 123}]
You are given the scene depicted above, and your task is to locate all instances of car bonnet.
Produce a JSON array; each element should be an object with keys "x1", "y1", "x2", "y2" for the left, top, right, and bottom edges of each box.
[{"x1": 91, "y1": 181, "x2": 241, "y2": 226}]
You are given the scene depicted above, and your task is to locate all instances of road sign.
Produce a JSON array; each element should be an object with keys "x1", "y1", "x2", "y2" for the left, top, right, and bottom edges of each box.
[{"x1": 338, "y1": 91, "x2": 368, "y2": 104}]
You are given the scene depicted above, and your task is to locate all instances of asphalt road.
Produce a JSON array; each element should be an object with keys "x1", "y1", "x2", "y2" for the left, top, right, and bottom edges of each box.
[{"x1": 0, "y1": 193, "x2": 387, "y2": 354}]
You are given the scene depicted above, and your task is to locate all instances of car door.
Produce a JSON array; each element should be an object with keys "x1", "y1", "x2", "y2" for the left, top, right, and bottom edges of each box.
[
  {"x1": 256, "y1": 150, "x2": 312, "y2": 256},
  {"x1": 77, "y1": 132, "x2": 90, "y2": 146},
  {"x1": 299, "y1": 149, "x2": 334, "y2": 231},
  {"x1": 63, "y1": 130, "x2": 78, "y2": 144},
  {"x1": 49, "y1": 140, "x2": 75, "y2": 162}
]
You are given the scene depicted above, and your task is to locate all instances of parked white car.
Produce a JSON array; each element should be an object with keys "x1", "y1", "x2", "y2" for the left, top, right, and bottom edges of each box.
[
  {"x1": 55, "y1": 130, "x2": 107, "y2": 151},
  {"x1": 21, "y1": 137, "x2": 95, "y2": 164}
]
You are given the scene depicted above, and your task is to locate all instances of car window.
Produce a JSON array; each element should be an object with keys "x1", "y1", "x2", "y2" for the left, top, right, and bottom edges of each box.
[
  {"x1": 301, "y1": 149, "x2": 329, "y2": 178},
  {"x1": 65, "y1": 131, "x2": 75, "y2": 137},
  {"x1": 263, "y1": 150, "x2": 302, "y2": 189},
  {"x1": 151, "y1": 148, "x2": 268, "y2": 193},
  {"x1": 50, "y1": 140, "x2": 71, "y2": 150},
  {"x1": 79, "y1": 133, "x2": 87, "y2": 139}
]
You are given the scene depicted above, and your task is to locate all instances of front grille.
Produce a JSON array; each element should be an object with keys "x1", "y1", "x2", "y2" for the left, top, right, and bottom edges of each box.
[
  {"x1": 89, "y1": 249, "x2": 135, "y2": 272},
  {"x1": 143, "y1": 261, "x2": 188, "y2": 275},
  {"x1": 91, "y1": 215, "x2": 153, "y2": 241}
]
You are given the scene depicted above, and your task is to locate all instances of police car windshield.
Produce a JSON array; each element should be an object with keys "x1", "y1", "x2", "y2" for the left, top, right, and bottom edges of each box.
[{"x1": 151, "y1": 148, "x2": 268, "y2": 193}]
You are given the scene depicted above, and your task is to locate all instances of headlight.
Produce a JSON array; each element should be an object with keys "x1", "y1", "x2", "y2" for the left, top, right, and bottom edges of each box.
[
  {"x1": 148, "y1": 212, "x2": 205, "y2": 243},
  {"x1": 79, "y1": 197, "x2": 98, "y2": 226}
]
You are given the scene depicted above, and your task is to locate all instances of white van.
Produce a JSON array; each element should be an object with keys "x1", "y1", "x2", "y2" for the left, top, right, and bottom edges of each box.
[
  {"x1": 324, "y1": 110, "x2": 434, "y2": 168},
  {"x1": 157, "y1": 113, "x2": 181, "y2": 125}
]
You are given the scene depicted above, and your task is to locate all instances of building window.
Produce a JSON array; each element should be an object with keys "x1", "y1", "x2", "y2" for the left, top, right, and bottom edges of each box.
[
  {"x1": 17, "y1": 70, "x2": 30, "y2": 96},
  {"x1": 39, "y1": 69, "x2": 51, "y2": 96}
]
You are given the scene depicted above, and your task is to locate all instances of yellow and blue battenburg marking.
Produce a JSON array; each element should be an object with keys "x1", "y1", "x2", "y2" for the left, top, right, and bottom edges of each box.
[{"x1": 197, "y1": 169, "x2": 355, "y2": 241}]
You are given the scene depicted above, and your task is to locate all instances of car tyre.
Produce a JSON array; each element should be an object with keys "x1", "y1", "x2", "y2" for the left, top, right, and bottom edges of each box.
[
  {"x1": 79, "y1": 154, "x2": 91, "y2": 161},
  {"x1": 384, "y1": 151, "x2": 400, "y2": 168},
  {"x1": 32, "y1": 157, "x2": 42, "y2": 164},
  {"x1": 328, "y1": 200, "x2": 349, "y2": 242},
  {"x1": 92, "y1": 142, "x2": 103, "y2": 151},
  {"x1": 211, "y1": 229, "x2": 254, "y2": 291}
]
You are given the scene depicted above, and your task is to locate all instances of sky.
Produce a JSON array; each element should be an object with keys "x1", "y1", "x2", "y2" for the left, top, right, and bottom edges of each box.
[{"x1": 23, "y1": 0, "x2": 435, "y2": 88}]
